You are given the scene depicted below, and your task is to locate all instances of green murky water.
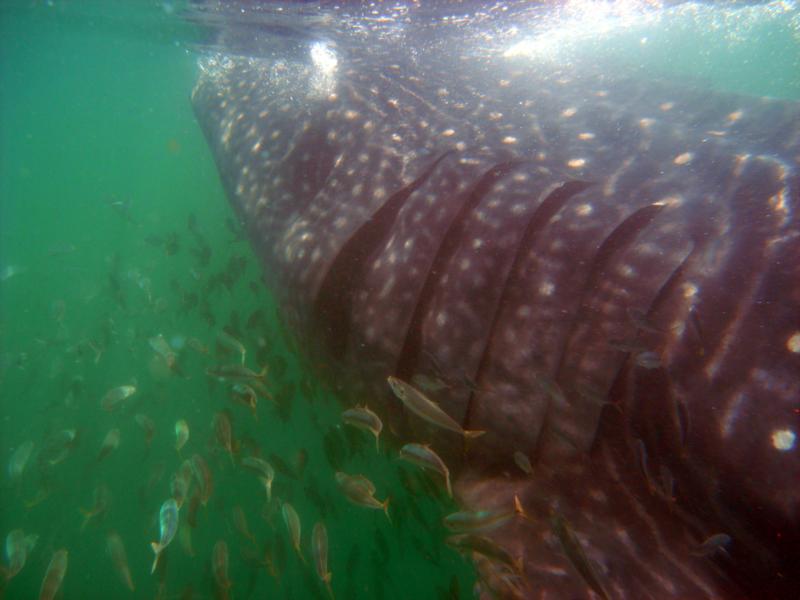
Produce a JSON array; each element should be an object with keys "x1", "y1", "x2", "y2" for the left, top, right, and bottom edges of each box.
[{"x1": 1, "y1": 2, "x2": 798, "y2": 599}]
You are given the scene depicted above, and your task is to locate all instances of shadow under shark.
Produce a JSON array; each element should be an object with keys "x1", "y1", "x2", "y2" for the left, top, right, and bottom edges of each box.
[{"x1": 189, "y1": 3, "x2": 799, "y2": 597}]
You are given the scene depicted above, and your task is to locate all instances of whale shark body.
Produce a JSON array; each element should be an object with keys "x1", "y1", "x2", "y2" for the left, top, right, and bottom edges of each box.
[{"x1": 190, "y1": 2, "x2": 800, "y2": 597}]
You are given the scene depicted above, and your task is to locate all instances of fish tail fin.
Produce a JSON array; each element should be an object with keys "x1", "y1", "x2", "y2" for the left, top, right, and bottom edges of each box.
[
  {"x1": 513, "y1": 495, "x2": 532, "y2": 522},
  {"x1": 324, "y1": 576, "x2": 335, "y2": 600},
  {"x1": 513, "y1": 556, "x2": 525, "y2": 575},
  {"x1": 79, "y1": 508, "x2": 93, "y2": 532},
  {"x1": 260, "y1": 477, "x2": 272, "y2": 503},
  {"x1": 123, "y1": 568, "x2": 135, "y2": 592},
  {"x1": 150, "y1": 542, "x2": 162, "y2": 574},
  {"x1": 461, "y1": 429, "x2": 486, "y2": 459},
  {"x1": 464, "y1": 429, "x2": 486, "y2": 440},
  {"x1": 382, "y1": 497, "x2": 392, "y2": 523}
]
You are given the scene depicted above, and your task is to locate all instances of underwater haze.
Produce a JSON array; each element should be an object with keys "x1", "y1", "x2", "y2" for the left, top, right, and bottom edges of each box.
[{"x1": 1, "y1": 1, "x2": 799, "y2": 599}]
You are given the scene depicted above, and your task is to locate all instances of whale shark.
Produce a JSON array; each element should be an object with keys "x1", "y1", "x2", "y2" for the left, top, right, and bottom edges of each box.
[{"x1": 189, "y1": 2, "x2": 800, "y2": 597}]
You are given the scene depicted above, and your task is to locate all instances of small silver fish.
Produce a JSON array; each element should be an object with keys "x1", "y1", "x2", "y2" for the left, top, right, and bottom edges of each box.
[
  {"x1": 150, "y1": 498, "x2": 179, "y2": 573},
  {"x1": 213, "y1": 539, "x2": 232, "y2": 591},
  {"x1": 446, "y1": 534, "x2": 522, "y2": 574},
  {"x1": 692, "y1": 533, "x2": 732, "y2": 557},
  {"x1": 335, "y1": 472, "x2": 390, "y2": 521},
  {"x1": 512, "y1": 451, "x2": 534, "y2": 476},
  {"x1": 106, "y1": 531, "x2": 134, "y2": 591},
  {"x1": 531, "y1": 370, "x2": 567, "y2": 408},
  {"x1": 0, "y1": 264, "x2": 27, "y2": 283},
  {"x1": 444, "y1": 496, "x2": 528, "y2": 535},
  {"x1": 312, "y1": 522, "x2": 334, "y2": 599},
  {"x1": 217, "y1": 330, "x2": 247, "y2": 365},
  {"x1": 634, "y1": 350, "x2": 662, "y2": 369},
  {"x1": 282, "y1": 502, "x2": 306, "y2": 564},
  {"x1": 148, "y1": 334, "x2": 176, "y2": 369},
  {"x1": 550, "y1": 512, "x2": 610, "y2": 600},
  {"x1": 8, "y1": 440, "x2": 34, "y2": 479},
  {"x1": 100, "y1": 385, "x2": 136, "y2": 411},
  {"x1": 4, "y1": 529, "x2": 38, "y2": 580},
  {"x1": 341, "y1": 405, "x2": 383, "y2": 451},
  {"x1": 39, "y1": 549, "x2": 68, "y2": 600},
  {"x1": 411, "y1": 373, "x2": 450, "y2": 392},
  {"x1": 174, "y1": 420, "x2": 190, "y2": 452},
  {"x1": 387, "y1": 376, "x2": 484, "y2": 439},
  {"x1": 399, "y1": 443, "x2": 452, "y2": 497},
  {"x1": 241, "y1": 456, "x2": 275, "y2": 502},
  {"x1": 206, "y1": 364, "x2": 266, "y2": 382},
  {"x1": 627, "y1": 307, "x2": 664, "y2": 334}
]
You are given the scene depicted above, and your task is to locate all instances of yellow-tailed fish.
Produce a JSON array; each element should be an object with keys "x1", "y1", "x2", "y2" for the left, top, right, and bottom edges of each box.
[
  {"x1": 386, "y1": 376, "x2": 484, "y2": 439},
  {"x1": 213, "y1": 411, "x2": 236, "y2": 465},
  {"x1": 445, "y1": 534, "x2": 522, "y2": 574},
  {"x1": 312, "y1": 522, "x2": 334, "y2": 599},
  {"x1": 399, "y1": 443, "x2": 452, "y2": 497},
  {"x1": 336, "y1": 471, "x2": 376, "y2": 494},
  {"x1": 8, "y1": 440, "x2": 34, "y2": 479},
  {"x1": 170, "y1": 466, "x2": 192, "y2": 510},
  {"x1": 97, "y1": 428, "x2": 121, "y2": 462},
  {"x1": 135, "y1": 413, "x2": 155, "y2": 448},
  {"x1": 241, "y1": 456, "x2": 275, "y2": 502},
  {"x1": 341, "y1": 405, "x2": 383, "y2": 451},
  {"x1": 248, "y1": 378, "x2": 276, "y2": 404},
  {"x1": 512, "y1": 451, "x2": 533, "y2": 476},
  {"x1": 444, "y1": 495, "x2": 528, "y2": 534},
  {"x1": 4, "y1": 529, "x2": 38, "y2": 580},
  {"x1": 174, "y1": 419, "x2": 190, "y2": 452},
  {"x1": 473, "y1": 551, "x2": 527, "y2": 599},
  {"x1": 187, "y1": 336, "x2": 209, "y2": 354},
  {"x1": 39, "y1": 548, "x2": 68, "y2": 600},
  {"x1": 40, "y1": 429, "x2": 77, "y2": 466},
  {"x1": 231, "y1": 383, "x2": 259, "y2": 420},
  {"x1": 148, "y1": 334, "x2": 176, "y2": 369},
  {"x1": 217, "y1": 330, "x2": 246, "y2": 365},
  {"x1": 635, "y1": 438, "x2": 657, "y2": 494},
  {"x1": 281, "y1": 502, "x2": 306, "y2": 564},
  {"x1": 79, "y1": 484, "x2": 112, "y2": 531},
  {"x1": 531, "y1": 370, "x2": 567, "y2": 408},
  {"x1": 634, "y1": 350, "x2": 662, "y2": 369},
  {"x1": 106, "y1": 531, "x2": 135, "y2": 591},
  {"x1": 189, "y1": 454, "x2": 213, "y2": 505},
  {"x1": 691, "y1": 533, "x2": 732, "y2": 557},
  {"x1": 627, "y1": 307, "x2": 664, "y2": 334},
  {"x1": 233, "y1": 505, "x2": 256, "y2": 543},
  {"x1": 212, "y1": 540, "x2": 232, "y2": 598},
  {"x1": 334, "y1": 471, "x2": 390, "y2": 522},
  {"x1": 151, "y1": 498, "x2": 179, "y2": 574},
  {"x1": 100, "y1": 384, "x2": 136, "y2": 411},
  {"x1": 550, "y1": 511, "x2": 610, "y2": 600},
  {"x1": 206, "y1": 364, "x2": 266, "y2": 382},
  {"x1": 411, "y1": 373, "x2": 450, "y2": 392}
]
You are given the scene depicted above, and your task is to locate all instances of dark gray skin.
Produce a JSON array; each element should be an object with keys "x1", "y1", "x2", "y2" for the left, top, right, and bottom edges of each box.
[{"x1": 190, "y1": 6, "x2": 800, "y2": 598}]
